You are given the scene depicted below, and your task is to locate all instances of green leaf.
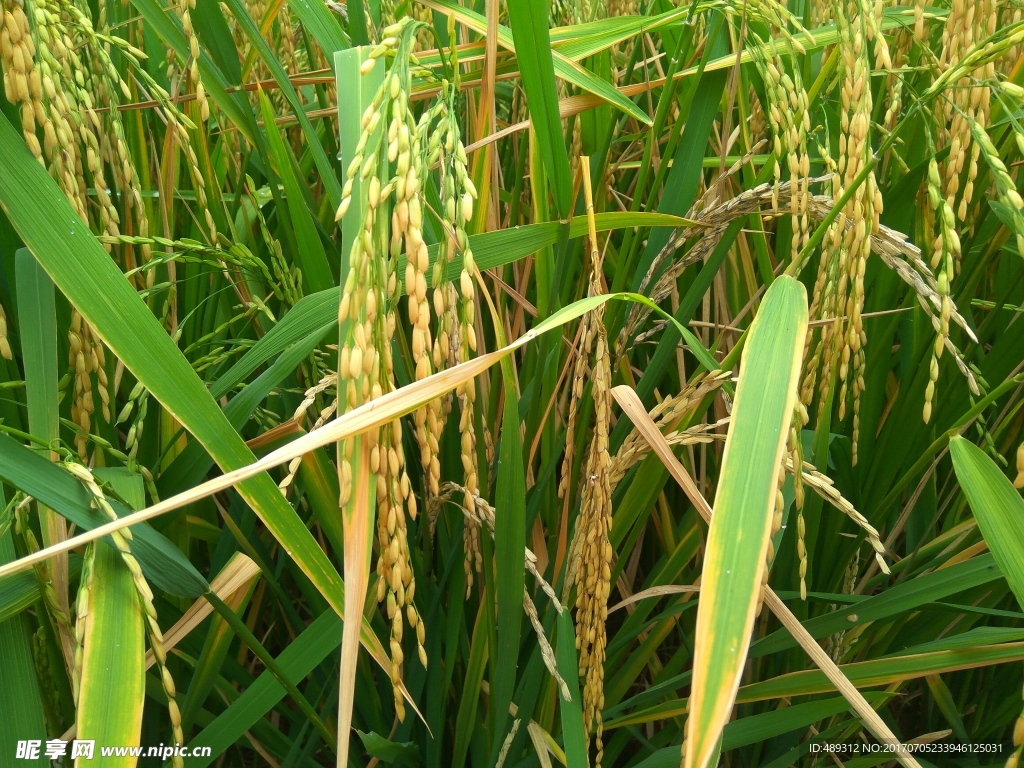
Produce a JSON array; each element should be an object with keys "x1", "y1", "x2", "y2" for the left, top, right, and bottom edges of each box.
[
  {"x1": 213, "y1": 310, "x2": 336, "y2": 398},
  {"x1": 334, "y1": 45, "x2": 385, "y2": 767},
  {"x1": 685, "y1": 275, "x2": 808, "y2": 768},
  {"x1": 355, "y1": 731, "x2": 421, "y2": 764},
  {"x1": 76, "y1": 545, "x2": 146, "y2": 764},
  {"x1": 550, "y1": 6, "x2": 694, "y2": 59},
  {"x1": 492, "y1": 344, "x2": 526, "y2": 751},
  {"x1": 738, "y1": 642, "x2": 1024, "y2": 703},
  {"x1": 720, "y1": 694, "x2": 891, "y2": 751},
  {"x1": 258, "y1": 88, "x2": 334, "y2": 294},
  {"x1": 607, "y1": 642, "x2": 1024, "y2": 729},
  {"x1": 336, "y1": 47, "x2": 384, "y2": 268},
  {"x1": 425, "y1": 212, "x2": 696, "y2": 284},
  {"x1": 950, "y1": 436, "x2": 1024, "y2": 610},
  {"x1": 627, "y1": 694, "x2": 893, "y2": 767},
  {"x1": 94, "y1": 467, "x2": 146, "y2": 509},
  {"x1": 555, "y1": 610, "x2": 588, "y2": 768},
  {"x1": 286, "y1": 0, "x2": 349, "y2": 63},
  {"x1": 0, "y1": 529, "x2": 48, "y2": 767},
  {"x1": 750, "y1": 554, "x2": 1002, "y2": 658},
  {"x1": 0, "y1": 570, "x2": 42, "y2": 624},
  {"x1": 505, "y1": 0, "x2": 575, "y2": 217},
  {"x1": 15, "y1": 249, "x2": 59, "y2": 453},
  {"x1": 14, "y1": 248, "x2": 70, "y2": 657}
]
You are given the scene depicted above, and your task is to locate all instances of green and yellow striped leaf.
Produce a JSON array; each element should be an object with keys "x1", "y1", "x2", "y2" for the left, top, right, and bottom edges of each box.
[
  {"x1": 685, "y1": 275, "x2": 808, "y2": 768},
  {"x1": 75, "y1": 545, "x2": 145, "y2": 767}
]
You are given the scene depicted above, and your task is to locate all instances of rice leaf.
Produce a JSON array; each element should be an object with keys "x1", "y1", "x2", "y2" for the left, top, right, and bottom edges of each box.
[
  {"x1": 257, "y1": 88, "x2": 334, "y2": 293},
  {"x1": 950, "y1": 436, "x2": 1024, "y2": 610},
  {"x1": 0, "y1": 527, "x2": 48, "y2": 767},
  {"x1": 684, "y1": 275, "x2": 808, "y2": 768},
  {"x1": 504, "y1": 0, "x2": 574, "y2": 217},
  {"x1": 75, "y1": 544, "x2": 145, "y2": 764}
]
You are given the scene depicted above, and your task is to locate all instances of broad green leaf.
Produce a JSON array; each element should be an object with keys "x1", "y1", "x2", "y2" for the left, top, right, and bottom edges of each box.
[
  {"x1": 685, "y1": 275, "x2": 808, "y2": 768},
  {"x1": 286, "y1": 0, "x2": 349, "y2": 63},
  {"x1": 337, "y1": 47, "x2": 385, "y2": 270},
  {"x1": 505, "y1": 0, "x2": 574, "y2": 217},
  {"x1": 626, "y1": 694, "x2": 892, "y2": 767},
  {"x1": 891, "y1": 626, "x2": 1024, "y2": 655},
  {"x1": 257, "y1": 88, "x2": 334, "y2": 294},
  {"x1": 15, "y1": 249, "x2": 73, "y2": 666},
  {"x1": 355, "y1": 731, "x2": 420, "y2": 764},
  {"x1": 556, "y1": 610, "x2": 588, "y2": 768},
  {"x1": 213, "y1": 314, "x2": 336, "y2": 398},
  {"x1": 550, "y1": 6, "x2": 698, "y2": 59},
  {"x1": 76, "y1": 544, "x2": 145, "y2": 765},
  {"x1": 15, "y1": 249, "x2": 59, "y2": 452},
  {"x1": 492, "y1": 332, "x2": 526, "y2": 750},
  {"x1": 738, "y1": 642, "x2": 1024, "y2": 704},
  {"x1": 94, "y1": 467, "x2": 146, "y2": 509},
  {"x1": 0, "y1": 570, "x2": 42, "y2": 624},
  {"x1": 751, "y1": 554, "x2": 1002, "y2": 658},
  {"x1": 950, "y1": 436, "x2": 1024, "y2": 610},
  {"x1": 426, "y1": 212, "x2": 697, "y2": 282},
  {"x1": 0, "y1": 555, "x2": 81, "y2": 626},
  {"x1": 0, "y1": 528, "x2": 48, "y2": 768}
]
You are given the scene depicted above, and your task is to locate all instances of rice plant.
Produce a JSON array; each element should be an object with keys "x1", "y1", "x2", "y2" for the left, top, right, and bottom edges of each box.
[{"x1": 0, "y1": 0, "x2": 1024, "y2": 764}]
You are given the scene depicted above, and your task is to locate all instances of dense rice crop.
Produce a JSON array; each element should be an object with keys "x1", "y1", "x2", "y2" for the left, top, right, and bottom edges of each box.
[{"x1": 1, "y1": 0, "x2": 1024, "y2": 765}]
